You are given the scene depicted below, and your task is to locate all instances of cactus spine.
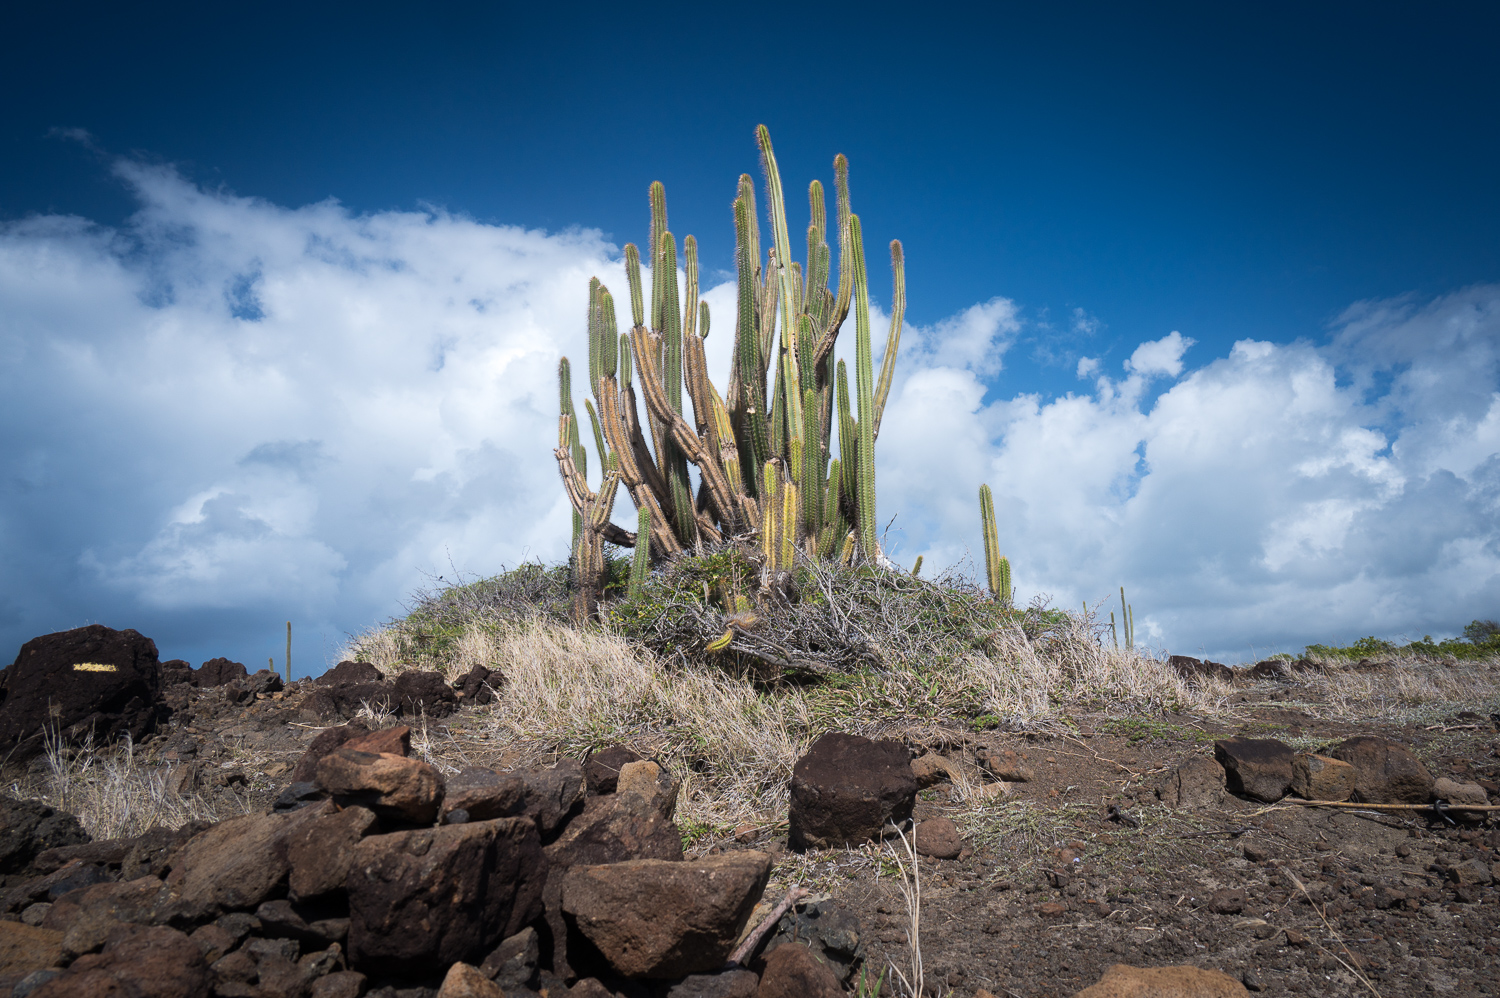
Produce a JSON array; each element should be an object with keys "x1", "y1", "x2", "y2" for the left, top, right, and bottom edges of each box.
[
  {"x1": 628, "y1": 504, "x2": 651, "y2": 597},
  {"x1": 555, "y1": 127, "x2": 909, "y2": 619}
]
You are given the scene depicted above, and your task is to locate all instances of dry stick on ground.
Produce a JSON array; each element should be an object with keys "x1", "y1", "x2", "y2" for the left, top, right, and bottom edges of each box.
[
  {"x1": 1252, "y1": 799, "x2": 1500, "y2": 815},
  {"x1": 727, "y1": 884, "x2": 807, "y2": 967},
  {"x1": 1281, "y1": 868, "x2": 1383, "y2": 998}
]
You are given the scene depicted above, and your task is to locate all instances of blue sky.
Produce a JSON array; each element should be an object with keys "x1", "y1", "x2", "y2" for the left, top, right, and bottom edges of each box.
[{"x1": 3, "y1": 2, "x2": 1498, "y2": 671}]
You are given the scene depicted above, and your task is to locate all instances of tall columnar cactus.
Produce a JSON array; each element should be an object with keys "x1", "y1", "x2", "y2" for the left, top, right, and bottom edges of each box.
[
  {"x1": 554, "y1": 127, "x2": 908, "y2": 620},
  {"x1": 979, "y1": 484, "x2": 1012, "y2": 605}
]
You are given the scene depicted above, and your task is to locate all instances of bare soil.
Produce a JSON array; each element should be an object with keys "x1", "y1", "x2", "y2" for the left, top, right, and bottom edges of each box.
[{"x1": 14, "y1": 668, "x2": 1499, "y2": 998}]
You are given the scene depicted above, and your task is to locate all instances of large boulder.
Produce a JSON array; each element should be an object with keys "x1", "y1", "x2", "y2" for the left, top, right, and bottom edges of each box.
[
  {"x1": 541, "y1": 762, "x2": 683, "y2": 979},
  {"x1": 314, "y1": 748, "x2": 445, "y2": 825},
  {"x1": 444, "y1": 768, "x2": 527, "y2": 823},
  {"x1": 288, "y1": 720, "x2": 372, "y2": 784},
  {"x1": 1213, "y1": 737, "x2": 1294, "y2": 802},
  {"x1": 520, "y1": 758, "x2": 587, "y2": 838},
  {"x1": 306, "y1": 681, "x2": 395, "y2": 721},
  {"x1": 787, "y1": 733, "x2": 917, "y2": 850},
  {"x1": 1071, "y1": 963, "x2": 1249, "y2": 997},
  {"x1": 0, "y1": 920, "x2": 65, "y2": 980},
  {"x1": 1328, "y1": 736, "x2": 1434, "y2": 804},
  {"x1": 286, "y1": 804, "x2": 379, "y2": 901},
  {"x1": 0, "y1": 796, "x2": 90, "y2": 875},
  {"x1": 195, "y1": 657, "x2": 249, "y2": 687},
  {"x1": 392, "y1": 670, "x2": 459, "y2": 719},
  {"x1": 316, "y1": 660, "x2": 384, "y2": 686},
  {"x1": 0, "y1": 625, "x2": 165, "y2": 760},
  {"x1": 561, "y1": 853, "x2": 771, "y2": 978},
  {"x1": 1168, "y1": 655, "x2": 1233, "y2": 685},
  {"x1": 345, "y1": 817, "x2": 546, "y2": 980},
  {"x1": 157, "y1": 803, "x2": 331, "y2": 922},
  {"x1": 454, "y1": 664, "x2": 499, "y2": 706}
]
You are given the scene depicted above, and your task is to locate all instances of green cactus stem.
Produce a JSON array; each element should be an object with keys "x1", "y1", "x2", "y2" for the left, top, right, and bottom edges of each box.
[{"x1": 629, "y1": 504, "x2": 652, "y2": 597}]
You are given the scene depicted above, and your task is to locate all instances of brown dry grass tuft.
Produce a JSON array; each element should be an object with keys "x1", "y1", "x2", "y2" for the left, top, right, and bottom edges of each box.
[{"x1": 33, "y1": 733, "x2": 231, "y2": 840}]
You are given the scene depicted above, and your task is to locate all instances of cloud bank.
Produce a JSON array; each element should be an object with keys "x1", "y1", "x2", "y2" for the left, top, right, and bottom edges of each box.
[{"x1": 1, "y1": 162, "x2": 1496, "y2": 668}]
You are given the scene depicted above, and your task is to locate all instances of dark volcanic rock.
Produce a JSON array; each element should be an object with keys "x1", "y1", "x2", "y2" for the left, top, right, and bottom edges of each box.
[
  {"x1": 0, "y1": 797, "x2": 90, "y2": 875},
  {"x1": 391, "y1": 670, "x2": 459, "y2": 719},
  {"x1": 756, "y1": 942, "x2": 842, "y2": 998},
  {"x1": 316, "y1": 660, "x2": 384, "y2": 686},
  {"x1": 31, "y1": 923, "x2": 211, "y2": 998},
  {"x1": 195, "y1": 657, "x2": 249, "y2": 687},
  {"x1": 158, "y1": 803, "x2": 331, "y2": 922},
  {"x1": 454, "y1": 664, "x2": 499, "y2": 705},
  {"x1": 1169, "y1": 655, "x2": 1233, "y2": 684},
  {"x1": 444, "y1": 768, "x2": 527, "y2": 823},
  {"x1": 0, "y1": 625, "x2": 165, "y2": 760},
  {"x1": 520, "y1": 759, "x2": 586, "y2": 838},
  {"x1": 345, "y1": 817, "x2": 546, "y2": 980},
  {"x1": 787, "y1": 732, "x2": 917, "y2": 851},
  {"x1": 1213, "y1": 737, "x2": 1295, "y2": 802},
  {"x1": 307, "y1": 682, "x2": 395, "y2": 721},
  {"x1": 160, "y1": 659, "x2": 195, "y2": 687},
  {"x1": 287, "y1": 804, "x2": 379, "y2": 901}
]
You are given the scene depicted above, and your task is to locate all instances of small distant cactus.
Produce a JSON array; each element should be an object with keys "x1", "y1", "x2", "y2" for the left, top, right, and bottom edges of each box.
[{"x1": 554, "y1": 127, "x2": 907, "y2": 620}]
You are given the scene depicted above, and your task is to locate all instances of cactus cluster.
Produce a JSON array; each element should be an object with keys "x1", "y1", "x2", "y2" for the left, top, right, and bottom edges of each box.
[{"x1": 555, "y1": 126, "x2": 906, "y2": 620}]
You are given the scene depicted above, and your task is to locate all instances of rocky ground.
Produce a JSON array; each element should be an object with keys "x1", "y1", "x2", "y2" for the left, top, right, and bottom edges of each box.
[{"x1": 1, "y1": 626, "x2": 1497, "y2": 997}]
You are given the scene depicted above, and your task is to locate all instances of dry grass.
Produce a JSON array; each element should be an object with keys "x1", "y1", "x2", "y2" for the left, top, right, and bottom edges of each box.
[
  {"x1": 1275, "y1": 656, "x2": 1500, "y2": 721},
  {"x1": 30, "y1": 733, "x2": 230, "y2": 841},
  {"x1": 335, "y1": 606, "x2": 1230, "y2": 832}
]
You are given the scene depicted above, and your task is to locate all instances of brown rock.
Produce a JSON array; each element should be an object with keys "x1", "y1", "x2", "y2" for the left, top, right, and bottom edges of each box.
[
  {"x1": 1328, "y1": 736, "x2": 1434, "y2": 804},
  {"x1": 615, "y1": 760, "x2": 679, "y2": 814},
  {"x1": 979, "y1": 747, "x2": 1033, "y2": 783},
  {"x1": 1433, "y1": 777, "x2": 1490, "y2": 820},
  {"x1": 914, "y1": 818, "x2": 962, "y2": 859},
  {"x1": 307, "y1": 681, "x2": 395, "y2": 722},
  {"x1": 1206, "y1": 888, "x2": 1245, "y2": 914},
  {"x1": 437, "y1": 960, "x2": 505, "y2": 998},
  {"x1": 445, "y1": 768, "x2": 528, "y2": 823},
  {"x1": 541, "y1": 786, "x2": 685, "y2": 980},
  {"x1": 1035, "y1": 901, "x2": 1068, "y2": 917},
  {"x1": 1290, "y1": 753, "x2": 1356, "y2": 801},
  {"x1": 1072, "y1": 963, "x2": 1249, "y2": 997},
  {"x1": 161, "y1": 804, "x2": 329, "y2": 921},
  {"x1": 289, "y1": 720, "x2": 372, "y2": 784},
  {"x1": 520, "y1": 758, "x2": 587, "y2": 838},
  {"x1": 666, "y1": 968, "x2": 759, "y2": 998},
  {"x1": 561, "y1": 852, "x2": 771, "y2": 978},
  {"x1": 311, "y1": 971, "x2": 368, "y2": 998},
  {"x1": 189, "y1": 923, "x2": 236, "y2": 964},
  {"x1": 569, "y1": 980, "x2": 616, "y2": 997},
  {"x1": 120, "y1": 821, "x2": 211, "y2": 881},
  {"x1": 345, "y1": 817, "x2": 546, "y2": 979},
  {"x1": 788, "y1": 733, "x2": 917, "y2": 851},
  {"x1": 32, "y1": 924, "x2": 211, "y2": 998},
  {"x1": 1213, "y1": 737, "x2": 1294, "y2": 802},
  {"x1": 345, "y1": 724, "x2": 411, "y2": 756},
  {"x1": 286, "y1": 804, "x2": 379, "y2": 901},
  {"x1": 585, "y1": 745, "x2": 645, "y2": 795},
  {"x1": 0, "y1": 921, "x2": 63, "y2": 977},
  {"x1": 1155, "y1": 755, "x2": 1224, "y2": 808},
  {"x1": 755, "y1": 942, "x2": 841, "y2": 998},
  {"x1": 315, "y1": 748, "x2": 445, "y2": 825},
  {"x1": 51, "y1": 876, "x2": 164, "y2": 957},
  {"x1": 909, "y1": 753, "x2": 957, "y2": 788}
]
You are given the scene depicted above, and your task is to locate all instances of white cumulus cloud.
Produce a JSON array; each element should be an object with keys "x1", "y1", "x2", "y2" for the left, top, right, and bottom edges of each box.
[{"x1": 1, "y1": 161, "x2": 1497, "y2": 668}]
